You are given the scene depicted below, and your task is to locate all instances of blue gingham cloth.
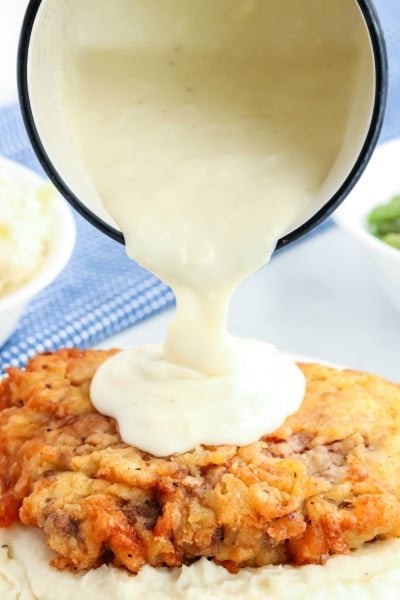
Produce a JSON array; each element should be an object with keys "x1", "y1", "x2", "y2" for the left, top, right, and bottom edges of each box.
[{"x1": 0, "y1": 0, "x2": 399, "y2": 373}]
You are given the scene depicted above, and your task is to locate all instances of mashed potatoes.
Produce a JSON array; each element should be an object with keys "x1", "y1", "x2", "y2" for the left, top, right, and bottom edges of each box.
[
  {"x1": 0, "y1": 168, "x2": 51, "y2": 296},
  {"x1": 1, "y1": 526, "x2": 400, "y2": 600}
]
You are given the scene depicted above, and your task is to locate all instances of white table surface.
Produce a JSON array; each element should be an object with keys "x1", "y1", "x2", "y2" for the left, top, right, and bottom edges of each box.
[{"x1": 1, "y1": 1, "x2": 399, "y2": 382}]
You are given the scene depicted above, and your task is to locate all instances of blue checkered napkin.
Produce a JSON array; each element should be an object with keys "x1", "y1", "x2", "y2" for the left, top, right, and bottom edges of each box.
[{"x1": 0, "y1": 104, "x2": 175, "y2": 373}]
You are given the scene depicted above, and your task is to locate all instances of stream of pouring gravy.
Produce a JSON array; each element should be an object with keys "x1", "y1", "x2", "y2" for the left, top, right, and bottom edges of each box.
[{"x1": 63, "y1": 0, "x2": 369, "y2": 456}]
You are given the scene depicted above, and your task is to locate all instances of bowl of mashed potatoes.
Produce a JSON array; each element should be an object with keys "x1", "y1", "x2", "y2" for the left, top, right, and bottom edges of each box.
[{"x1": 0, "y1": 156, "x2": 76, "y2": 346}]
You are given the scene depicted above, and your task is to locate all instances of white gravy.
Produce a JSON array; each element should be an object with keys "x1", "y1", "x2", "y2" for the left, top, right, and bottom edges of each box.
[{"x1": 63, "y1": 0, "x2": 371, "y2": 456}]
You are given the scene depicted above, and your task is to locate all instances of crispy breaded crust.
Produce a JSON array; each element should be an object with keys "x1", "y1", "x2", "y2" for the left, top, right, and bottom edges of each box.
[{"x1": 0, "y1": 349, "x2": 399, "y2": 574}]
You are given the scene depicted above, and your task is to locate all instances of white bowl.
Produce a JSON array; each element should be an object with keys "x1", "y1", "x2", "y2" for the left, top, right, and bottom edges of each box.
[
  {"x1": 334, "y1": 138, "x2": 400, "y2": 312},
  {"x1": 0, "y1": 156, "x2": 76, "y2": 346}
]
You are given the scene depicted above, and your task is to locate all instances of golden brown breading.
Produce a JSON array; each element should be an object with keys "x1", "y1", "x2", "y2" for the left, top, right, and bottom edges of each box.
[{"x1": 0, "y1": 349, "x2": 400, "y2": 574}]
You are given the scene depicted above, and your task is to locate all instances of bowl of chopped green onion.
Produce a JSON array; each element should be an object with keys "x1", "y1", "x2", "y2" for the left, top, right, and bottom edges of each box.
[{"x1": 335, "y1": 138, "x2": 400, "y2": 312}]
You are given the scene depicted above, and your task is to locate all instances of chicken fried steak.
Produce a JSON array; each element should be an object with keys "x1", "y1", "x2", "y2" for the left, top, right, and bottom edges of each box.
[{"x1": 0, "y1": 349, "x2": 399, "y2": 574}]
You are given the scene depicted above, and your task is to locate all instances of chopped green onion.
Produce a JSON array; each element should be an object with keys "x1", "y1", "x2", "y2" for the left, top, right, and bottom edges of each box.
[
  {"x1": 367, "y1": 195, "x2": 400, "y2": 250},
  {"x1": 368, "y1": 195, "x2": 400, "y2": 225},
  {"x1": 381, "y1": 233, "x2": 400, "y2": 250}
]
